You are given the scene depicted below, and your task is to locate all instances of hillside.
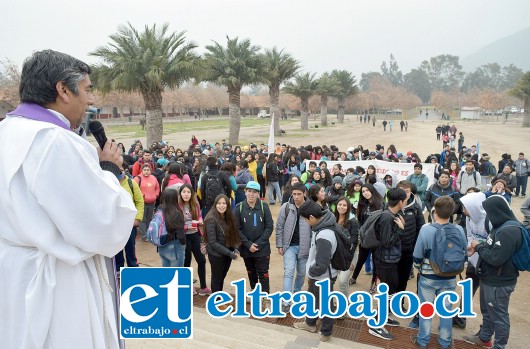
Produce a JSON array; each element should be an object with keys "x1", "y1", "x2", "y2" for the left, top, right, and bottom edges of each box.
[{"x1": 461, "y1": 26, "x2": 530, "y2": 71}]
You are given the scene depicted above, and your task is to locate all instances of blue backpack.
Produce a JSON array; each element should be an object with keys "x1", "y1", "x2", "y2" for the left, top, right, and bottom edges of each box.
[
  {"x1": 429, "y1": 223, "x2": 467, "y2": 277},
  {"x1": 147, "y1": 210, "x2": 171, "y2": 246},
  {"x1": 499, "y1": 221, "x2": 530, "y2": 271}
]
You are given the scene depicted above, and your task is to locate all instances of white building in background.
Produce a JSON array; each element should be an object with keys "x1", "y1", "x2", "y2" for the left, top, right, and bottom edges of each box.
[{"x1": 460, "y1": 107, "x2": 481, "y2": 120}]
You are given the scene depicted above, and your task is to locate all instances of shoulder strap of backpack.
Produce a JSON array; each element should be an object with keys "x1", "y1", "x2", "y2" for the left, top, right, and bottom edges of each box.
[
  {"x1": 127, "y1": 178, "x2": 135, "y2": 196},
  {"x1": 136, "y1": 176, "x2": 142, "y2": 187}
]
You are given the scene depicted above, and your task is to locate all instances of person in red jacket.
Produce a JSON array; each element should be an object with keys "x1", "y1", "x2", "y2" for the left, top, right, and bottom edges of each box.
[
  {"x1": 132, "y1": 149, "x2": 155, "y2": 177},
  {"x1": 135, "y1": 163, "x2": 161, "y2": 241}
]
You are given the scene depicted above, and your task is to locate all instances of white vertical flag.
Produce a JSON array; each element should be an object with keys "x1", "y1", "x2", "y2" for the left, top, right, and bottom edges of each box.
[{"x1": 267, "y1": 113, "x2": 275, "y2": 154}]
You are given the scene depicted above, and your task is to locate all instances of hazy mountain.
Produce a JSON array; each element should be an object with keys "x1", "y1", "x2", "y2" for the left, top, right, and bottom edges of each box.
[{"x1": 461, "y1": 27, "x2": 530, "y2": 72}]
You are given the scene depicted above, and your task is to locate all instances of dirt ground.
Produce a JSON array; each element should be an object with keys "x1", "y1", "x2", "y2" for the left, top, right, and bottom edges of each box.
[{"x1": 108, "y1": 112, "x2": 530, "y2": 348}]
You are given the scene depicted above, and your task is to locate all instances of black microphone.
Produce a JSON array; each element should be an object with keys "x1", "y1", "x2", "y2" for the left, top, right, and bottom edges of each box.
[{"x1": 88, "y1": 120, "x2": 108, "y2": 149}]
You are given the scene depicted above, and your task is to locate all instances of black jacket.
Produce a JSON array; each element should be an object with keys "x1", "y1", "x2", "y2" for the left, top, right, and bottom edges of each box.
[
  {"x1": 374, "y1": 210, "x2": 402, "y2": 264},
  {"x1": 235, "y1": 200, "x2": 274, "y2": 258},
  {"x1": 266, "y1": 162, "x2": 280, "y2": 182},
  {"x1": 399, "y1": 196, "x2": 425, "y2": 254},
  {"x1": 424, "y1": 181, "x2": 461, "y2": 214},
  {"x1": 204, "y1": 217, "x2": 238, "y2": 259},
  {"x1": 199, "y1": 167, "x2": 233, "y2": 207},
  {"x1": 476, "y1": 196, "x2": 522, "y2": 287}
]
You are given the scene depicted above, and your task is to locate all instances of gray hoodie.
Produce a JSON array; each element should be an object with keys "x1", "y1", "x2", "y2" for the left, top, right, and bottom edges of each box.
[
  {"x1": 460, "y1": 192, "x2": 488, "y2": 245},
  {"x1": 306, "y1": 210, "x2": 338, "y2": 280}
]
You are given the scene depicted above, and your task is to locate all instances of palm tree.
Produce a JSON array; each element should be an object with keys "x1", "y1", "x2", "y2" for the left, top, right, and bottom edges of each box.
[
  {"x1": 282, "y1": 72, "x2": 317, "y2": 130},
  {"x1": 90, "y1": 23, "x2": 198, "y2": 146},
  {"x1": 315, "y1": 73, "x2": 338, "y2": 126},
  {"x1": 203, "y1": 36, "x2": 262, "y2": 145},
  {"x1": 509, "y1": 71, "x2": 530, "y2": 127},
  {"x1": 262, "y1": 48, "x2": 300, "y2": 136},
  {"x1": 331, "y1": 70, "x2": 359, "y2": 123}
]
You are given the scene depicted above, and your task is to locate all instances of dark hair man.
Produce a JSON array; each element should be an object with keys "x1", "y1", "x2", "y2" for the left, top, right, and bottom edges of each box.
[
  {"x1": 0, "y1": 50, "x2": 137, "y2": 348},
  {"x1": 275, "y1": 183, "x2": 311, "y2": 312},
  {"x1": 293, "y1": 200, "x2": 337, "y2": 342}
]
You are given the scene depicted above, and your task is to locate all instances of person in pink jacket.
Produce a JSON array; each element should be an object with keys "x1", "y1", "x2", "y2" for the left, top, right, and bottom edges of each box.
[
  {"x1": 162, "y1": 162, "x2": 192, "y2": 191},
  {"x1": 135, "y1": 163, "x2": 161, "y2": 241}
]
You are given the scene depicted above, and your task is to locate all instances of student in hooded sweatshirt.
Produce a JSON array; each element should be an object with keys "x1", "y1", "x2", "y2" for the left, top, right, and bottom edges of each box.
[
  {"x1": 293, "y1": 200, "x2": 337, "y2": 343},
  {"x1": 464, "y1": 195, "x2": 523, "y2": 349},
  {"x1": 452, "y1": 191, "x2": 488, "y2": 329}
]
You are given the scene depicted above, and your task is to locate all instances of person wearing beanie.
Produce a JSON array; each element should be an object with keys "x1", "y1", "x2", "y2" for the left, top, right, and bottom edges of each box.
[
  {"x1": 484, "y1": 178, "x2": 512, "y2": 204},
  {"x1": 478, "y1": 153, "x2": 496, "y2": 189},
  {"x1": 325, "y1": 176, "x2": 345, "y2": 212}
]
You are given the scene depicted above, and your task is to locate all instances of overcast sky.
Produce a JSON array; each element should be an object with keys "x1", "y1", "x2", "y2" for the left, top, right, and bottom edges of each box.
[{"x1": 1, "y1": 0, "x2": 529, "y2": 78}]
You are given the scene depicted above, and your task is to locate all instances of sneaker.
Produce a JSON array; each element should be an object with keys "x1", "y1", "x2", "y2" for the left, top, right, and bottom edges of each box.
[
  {"x1": 319, "y1": 332, "x2": 331, "y2": 342},
  {"x1": 463, "y1": 335, "x2": 493, "y2": 348},
  {"x1": 522, "y1": 194, "x2": 527, "y2": 198},
  {"x1": 365, "y1": 270, "x2": 373, "y2": 275},
  {"x1": 369, "y1": 282, "x2": 377, "y2": 295},
  {"x1": 410, "y1": 269, "x2": 415, "y2": 279},
  {"x1": 349, "y1": 278, "x2": 356, "y2": 286},
  {"x1": 452, "y1": 316, "x2": 466, "y2": 329},
  {"x1": 198, "y1": 287, "x2": 212, "y2": 296},
  {"x1": 141, "y1": 236, "x2": 148, "y2": 242},
  {"x1": 410, "y1": 335, "x2": 427, "y2": 349},
  {"x1": 408, "y1": 317, "x2": 419, "y2": 329},
  {"x1": 386, "y1": 318, "x2": 400, "y2": 327},
  {"x1": 293, "y1": 321, "x2": 317, "y2": 333},
  {"x1": 269, "y1": 202, "x2": 276, "y2": 205},
  {"x1": 368, "y1": 327, "x2": 394, "y2": 340},
  {"x1": 281, "y1": 303, "x2": 290, "y2": 314}
]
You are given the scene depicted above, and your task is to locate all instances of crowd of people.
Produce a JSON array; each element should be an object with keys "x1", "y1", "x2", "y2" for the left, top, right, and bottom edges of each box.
[
  {"x1": 2, "y1": 50, "x2": 527, "y2": 349},
  {"x1": 121, "y1": 133, "x2": 529, "y2": 348}
]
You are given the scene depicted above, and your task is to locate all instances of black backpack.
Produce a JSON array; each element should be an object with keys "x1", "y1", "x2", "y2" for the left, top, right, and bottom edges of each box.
[
  {"x1": 204, "y1": 172, "x2": 223, "y2": 207},
  {"x1": 316, "y1": 223, "x2": 354, "y2": 271}
]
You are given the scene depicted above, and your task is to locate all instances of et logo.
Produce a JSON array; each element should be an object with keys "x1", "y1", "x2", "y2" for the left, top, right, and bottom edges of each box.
[{"x1": 120, "y1": 268, "x2": 193, "y2": 339}]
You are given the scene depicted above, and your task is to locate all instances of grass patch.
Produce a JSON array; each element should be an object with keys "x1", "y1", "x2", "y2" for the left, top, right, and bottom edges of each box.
[{"x1": 105, "y1": 117, "x2": 299, "y2": 136}]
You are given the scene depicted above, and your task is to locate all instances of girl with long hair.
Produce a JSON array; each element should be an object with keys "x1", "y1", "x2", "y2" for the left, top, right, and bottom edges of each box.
[
  {"x1": 256, "y1": 153, "x2": 267, "y2": 199},
  {"x1": 334, "y1": 197, "x2": 360, "y2": 299},
  {"x1": 282, "y1": 174, "x2": 301, "y2": 204},
  {"x1": 204, "y1": 194, "x2": 241, "y2": 292},
  {"x1": 308, "y1": 184, "x2": 327, "y2": 209},
  {"x1": 350, "y1": 183, "x2": 384, "y2": 293},
  {"x1": 162, "y1": 162, "x2": 191, "y2": 191},
  {"x1": 178, "y1": 184, "x2": 210, "y2": 296},
  {"x1": 345, "y1": 179, "x2": 363, "y2": 210},
  {"x1": 157, "y1": 189, "x2": 186, "y2": 267},
  {"x1": 305, "y1": 169, "x2": 322, "y2": 189}
]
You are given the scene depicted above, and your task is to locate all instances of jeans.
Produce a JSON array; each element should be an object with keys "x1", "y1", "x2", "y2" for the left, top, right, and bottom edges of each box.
[
  {"x1": 184, "y1": 232, "x2": 207, "y2": 289},
  {"x1": 305, "y1": 277, "x2": 336, "y2": 336},
  {"x1": 282, "y1": 245, "x2": 308, "y2": 301},
  {"x1": 268, "y1": 181, "x2": 281, "y2": 203},
  {"x1": 417, "y1": 276, "x2": 456, "y2": 348},
  {"x1": 479, "y1": 283, "x2": 515, "y2": 349},
  {"x1": 158, "y1": 240, "x2": 186, "y2": 267},
  {"x1": 115, "y1": 226, "x2": 139, "y2": 270},
  {"x1": 139, "y1": 203, "x2": 155, "y2": 239},
  {"x1": 209, "y1": 253, "x2": 232, "y2": 292},
  {"x1": 516, "y1": 175, "x2": 528, "y2": 196},
  {"x1": 364, "y1": 250, "x2": 373, "y2": 272},
  {"x1": 243, "y1": 255, "x2": 270, "y2": 293}
]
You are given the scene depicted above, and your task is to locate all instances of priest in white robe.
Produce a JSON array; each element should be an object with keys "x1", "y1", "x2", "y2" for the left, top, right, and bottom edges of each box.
[{"x1": 0, "y1": 50, "x2": 137, "y2": 349}]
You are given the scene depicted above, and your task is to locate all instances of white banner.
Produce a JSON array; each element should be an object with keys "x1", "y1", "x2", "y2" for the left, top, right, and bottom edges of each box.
[{"x1": 305, "y1": 159, "x2": 437, "y2": 187}]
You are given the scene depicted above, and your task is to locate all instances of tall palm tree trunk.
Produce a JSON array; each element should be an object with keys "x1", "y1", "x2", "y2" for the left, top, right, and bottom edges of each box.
[
  {"x1": 301, "y1": 98, "x2": 309, "y2": 130},
  {"x1": 228, "y1": 87, "x2": 241, "y2": 145},
  {"x1": 141, "y1": 89, "x2": 163, "y2": 146},
  {"x1": 338, "y1": 97, "x2": 345, "y2": 123},
  {"x1": 320, "y1": 95, "x2": 328, "y2": 126},
  {"x1": 269, "y1": 84, "x2": 281, "y2": 136}
]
